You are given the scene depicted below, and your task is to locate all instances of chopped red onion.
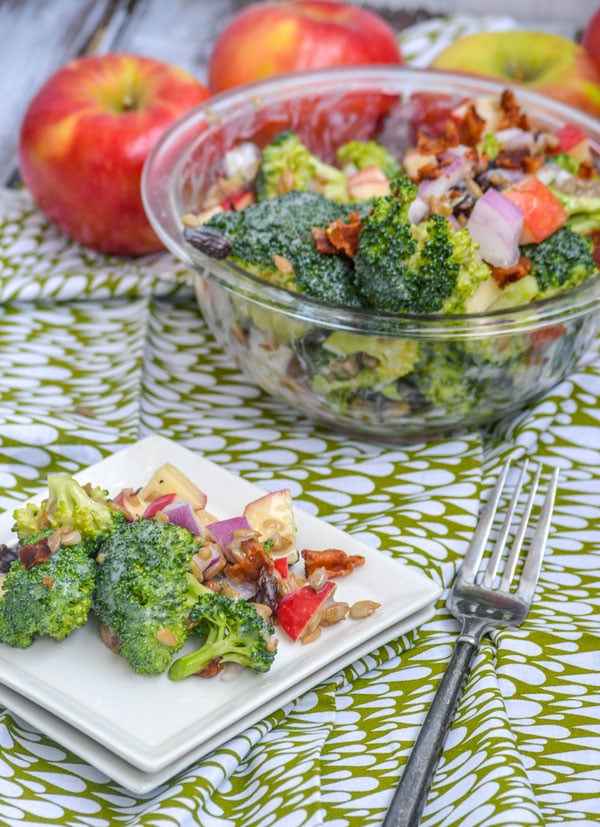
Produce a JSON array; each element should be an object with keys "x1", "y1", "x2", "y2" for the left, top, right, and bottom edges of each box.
[
  {"x1": 418, "y1": 155, "x2": 469, "y2": 202},
  {"x1": 206, "y1": 516, "x2": 251, "y2": 553},
  {"x1": 495, "y1": 128, "x2": 534, "y2": 151},
  {"x1": 466, "y1": 188, "x2": 523, "y2": 268},
  {"x1": 192, "y1": 548, "x2": 224, "y2": 578},
  {"x1": 163, "y1": 501, "x2": 203, "y2": 536}
]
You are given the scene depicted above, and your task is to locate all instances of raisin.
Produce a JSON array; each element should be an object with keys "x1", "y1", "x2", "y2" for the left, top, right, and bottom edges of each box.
[{"x1": 183, "y1": 225, "x2": 232, "y2": 259}]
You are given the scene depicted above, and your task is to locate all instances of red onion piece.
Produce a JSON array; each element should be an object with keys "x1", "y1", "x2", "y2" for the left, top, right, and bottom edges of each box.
[
  {"x1": 163, "y1": 501, "x2": 203, "y2": 536},
  {"x1": 206, "y1": 516, "x2": 251, "y2": 556},
  {"x1": 192, "y1": 549, "x2": 223, "y2": 578},
  {"x1": 466, "y1": 188, "x2": 523, "y2": 268},
  {"x1": 418, "y1": 155, "x2": 469, "y2": 202}
]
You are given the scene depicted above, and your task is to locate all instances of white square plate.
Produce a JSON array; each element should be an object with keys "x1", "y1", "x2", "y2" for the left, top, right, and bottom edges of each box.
[{"x1": 0, "y1": 436, "x2": 441, "y2": 777}]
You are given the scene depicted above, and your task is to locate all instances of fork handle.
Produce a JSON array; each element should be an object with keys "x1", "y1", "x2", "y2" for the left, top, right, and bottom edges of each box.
[{"x1": 382, "y1": 636, "x2": 480, "y2": 827}]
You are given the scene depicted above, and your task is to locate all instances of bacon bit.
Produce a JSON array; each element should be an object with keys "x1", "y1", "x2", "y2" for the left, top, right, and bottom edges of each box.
[
  {"x1": 312, "y1": 226, "x2": 338, "y2": 254},
  {"x1": 579, "y1": 161, "x2": 596, "y2": 180},
  {"x1": 495, "y1": 148, "x2": 529, "y2": 170},
  {"x1": 227, "y1": 537, "x2": 274, "y2": 582},
  {"x1": 42, "y1": 575, "x2": 54, "y2": 588},
  {"x1": 499, "y1": 89, "x2": 530, "y2": 130},
  {"x1": 302, "y1": 548, "x2": 365, "y2": 578},
  {"x1": 19, "y1": 536, "x2": 53, "y2": 570},
  {"x1": 417, "y1": 120, "x2": 459, "y2": 155},
  {"x1": 523, "y1": 154, "x2": 544, "y2": 174},
  {"x1": 490, "y1": 256, "x2": 532, "y2": 288},
  {"x1": 457, "y1": 104, "x2": 486, "y2": 147},
  {"x1": 312, "y1": 212, "x2": 363, "y2": 258},
  {"x1": 196, "y1": 657, "x2": 224, "y2": 678}
]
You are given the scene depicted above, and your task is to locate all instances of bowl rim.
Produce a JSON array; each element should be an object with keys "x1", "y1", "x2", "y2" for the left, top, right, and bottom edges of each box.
[{"x1": 142, "y1": 65, "x2": 600, "y2": 336}]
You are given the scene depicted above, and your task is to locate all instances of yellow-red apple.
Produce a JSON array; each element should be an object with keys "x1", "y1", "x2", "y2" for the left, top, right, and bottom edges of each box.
[
  {"x1": 207, "y1": 0, "x2": 402, "y2": 93},
  {"x1": 582, "y1": 7, "x2": 600, "y2": 69},
  {"x1": 431, "y1": 31, "x2": 600, "y2": 119},
  {"x1": 19, "y1": 54, "x2": 210, "y2": 256}
]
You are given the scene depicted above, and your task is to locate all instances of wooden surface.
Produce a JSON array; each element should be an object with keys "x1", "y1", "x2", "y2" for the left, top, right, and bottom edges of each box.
[{"x1": 0, "y1": 0, "x2": 595, "y2": 187}]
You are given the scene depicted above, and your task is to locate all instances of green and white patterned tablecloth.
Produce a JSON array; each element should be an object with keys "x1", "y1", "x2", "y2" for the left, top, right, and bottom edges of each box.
[{"x1": 1, "y1": 170, "x2": 600, "y2": 827}]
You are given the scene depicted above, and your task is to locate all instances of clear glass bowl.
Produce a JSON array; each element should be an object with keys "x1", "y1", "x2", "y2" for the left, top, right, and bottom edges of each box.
[{"x1": 142, "y1": 66, "x2": 600, "y2": 443}]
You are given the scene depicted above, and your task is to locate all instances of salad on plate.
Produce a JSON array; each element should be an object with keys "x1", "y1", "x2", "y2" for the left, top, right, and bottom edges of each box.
[{"x1": 0, "y1": 461, "x2": 378, "y2": 680}]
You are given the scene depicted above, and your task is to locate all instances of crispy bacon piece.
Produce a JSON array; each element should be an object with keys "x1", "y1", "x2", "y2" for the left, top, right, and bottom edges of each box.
[
  {"x1": 227, "y1": 537, "x2": 274, "y2": 582},
  {"x1": 18, "y1": 536, "x2": 53, "y2": 570},
  {"x1": 417, "y1": 120, "x2": 459, "y2": 156},
  {"x1": 579, "y1": 161, "x2": 596, "y2": 180},
  {"x1": 499, "y1": 89, "x2": 530, "y2": 130},
  {"x1": 311, "y1": 212, "x2": 363, "y2": 258},
  {"x1": 457, "y1": 104, "x2": 486, "y2": 147},
  {"x1": 490, "y1": 256, "x2": 532, "y2": 289},
  {"x1": 302, "y1": 548, "x2": 365, "y2": 578}
]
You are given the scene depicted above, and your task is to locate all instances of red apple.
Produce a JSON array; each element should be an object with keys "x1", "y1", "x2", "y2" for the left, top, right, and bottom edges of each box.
[
  {"x1": 18, "y1": 54, "x2": 210, "y2": 256},
  {"x1": 431, "y1": 31, "x2": 600, "y2": 119},
  {"x1": 582, "y1": 7, "x2": 600, "y2": 68},
  {"x1": 207, "y1": 0, "x2": 402, "y2": 93}
]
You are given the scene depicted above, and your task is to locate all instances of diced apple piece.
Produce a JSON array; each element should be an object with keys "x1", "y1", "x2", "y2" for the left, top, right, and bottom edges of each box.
[
  {"x1": 552, "y1": 123, "x2": 592, "y2": 164},
  {"x1": 276, "y1": 581, "x2": 336, "y2": 641},
  {"x1": 503, "y1": 176, "x2": 568, "y2": 244},
  {"x1": 347, "y1": 166, "x2": 390, "y2": 199},
  {"x1": 138, "y1": 462, "x2": 207, "y2": 510},
  {"x1": 402, "y1": 148, "x2": 437, "y2": 180},
  {"x1": 243, "y1": 488, "x2": 297, "y2": 558}
]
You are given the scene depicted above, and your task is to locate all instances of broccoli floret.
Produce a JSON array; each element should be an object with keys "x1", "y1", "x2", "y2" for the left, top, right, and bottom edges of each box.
[
  {"x1": 256, "y1": 130, "x2": 349, "y2": 203},
  {"x1": 522, "y1": 225, "x2": 596, "y2": 298},
  {"x1": 550, "y1": 189, "x2": 600, "y2": 236},
  {"x1": 336, "y1": 140, "x2": 402, "y2": 179},
  {"x1": 168, "y1": 591, "x2": 276, "y2": 680},
  {"x1": 13, "y1": 474, "x2": 123, "y2": 546},
  {"x1": 206, "y1": 190, "x2": 365, "y2": 307},
  {"x1": 92, "y1": 518, "x2": 203, "y2": 675},
  {"x1": 0, "y1": 531, "x2": 95, "y2": 648},
  {"x1": 353, "y1": 175, "x2": 490, "y2": 314}
]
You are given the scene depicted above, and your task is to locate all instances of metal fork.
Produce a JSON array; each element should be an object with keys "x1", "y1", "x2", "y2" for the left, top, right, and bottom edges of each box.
[{"x1": 382, "y1": 458, "x2": 560, "y2": 827}]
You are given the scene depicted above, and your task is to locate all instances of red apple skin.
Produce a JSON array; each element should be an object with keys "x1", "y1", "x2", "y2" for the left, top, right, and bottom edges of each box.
[
  {"x1": 582, "y1": 7, "x2": 600, "y2": 68},
  {"x1": 19, "y1": 54, "x2": 210, "y2": 256},
  {"x1": 432, "y1": 31, "x2": 600, "y2": 119},
  {"x1": 208, "y1": 0, "x2": 402, "y2": 93}
]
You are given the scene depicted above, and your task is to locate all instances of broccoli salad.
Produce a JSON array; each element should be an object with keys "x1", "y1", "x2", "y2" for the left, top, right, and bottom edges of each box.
[
  {"x1": 0, "y1": 463, "x2": 377, "y2": 679},
  {"x1": 182, "y1": 88, "x2": 600, "y2": 431}
]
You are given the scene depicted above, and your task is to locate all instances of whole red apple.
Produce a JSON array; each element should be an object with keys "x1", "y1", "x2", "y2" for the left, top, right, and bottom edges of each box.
[
  {"x1": 19, "y1": 54, "x2": 210, "y2": 256},
  {"x1": 582, "y1": 7, "x2": 600, "y2": 69},
  {"x1": 431, "y1": 31, "x2": 600, "y2": 119},
  {"x1": 208, "y1": 0, "x2": 402, "y2": 93}
]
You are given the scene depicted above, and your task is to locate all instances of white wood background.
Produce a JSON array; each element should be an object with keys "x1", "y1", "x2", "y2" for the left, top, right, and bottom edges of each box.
[{"x1": 1, "y1": 0, "x2": 597, "y2": 187}]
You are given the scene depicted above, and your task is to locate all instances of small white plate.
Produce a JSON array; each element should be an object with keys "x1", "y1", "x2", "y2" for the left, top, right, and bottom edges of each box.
[
  {"x1": 0, "y1": 436, "x2": 441, "y2": 776},
  {"x1": 0, "y1": 603, "x2": 434, "y2": 794}
]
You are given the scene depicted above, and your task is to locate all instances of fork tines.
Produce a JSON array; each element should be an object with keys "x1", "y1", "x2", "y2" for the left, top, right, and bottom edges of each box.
[{"x1": 461, "y1": 458, "x2": 560, "y2": 596}]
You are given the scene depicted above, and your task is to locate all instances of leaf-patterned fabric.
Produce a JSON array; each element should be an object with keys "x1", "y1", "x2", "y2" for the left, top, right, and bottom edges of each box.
[{"x1": 1, "y1": 178, "x2": 600, "y2": 827}]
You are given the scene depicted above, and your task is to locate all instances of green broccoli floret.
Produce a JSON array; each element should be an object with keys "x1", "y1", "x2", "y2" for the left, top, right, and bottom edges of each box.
[
  {"x1": 550, "y1": 189, "x2": 600, "y2": 236},
  {"x1": 522, "y1": 225, "x2": 596, "y2": 298},
  {"x1": 13, "y1": 474, "x2": 124, "y2": 546},
  {"x1": 336, "y1": 140, "x2": 402, "y2": 179},
  {"x1": 206, "y1": 190, "x2": 365, "y2": 307},
  {"x1": 256, "y1": 130, "x2": 349, "y2": 203},
  {"x1": 92, "y1": 518, "x2": 203, "y2": 675},
  {"x1": 353, "y1": 175, "x2": 490, "y2": 313},
  {"x1": 168, "y1": 591, "x2": 276, "y2": 681},
  {"x1": 0, "y1": 530, "x2": 95, "y2": 648}
]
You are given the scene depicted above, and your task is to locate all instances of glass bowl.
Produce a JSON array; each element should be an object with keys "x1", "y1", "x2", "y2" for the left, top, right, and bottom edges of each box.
[{"x1": 142, "y1": 66, "x2": 600, "y2": 443}]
